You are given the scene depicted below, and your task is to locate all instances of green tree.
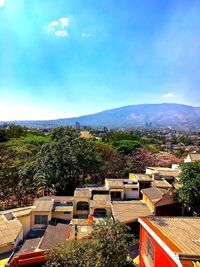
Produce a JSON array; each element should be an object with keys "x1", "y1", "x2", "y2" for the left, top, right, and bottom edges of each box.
[
  {"x1": 0, "y1": 130, "x2": 49, "y2": 208},
  {"x1": 176, "y1": 162, "x2": 200, "y2": 215},
  {"x1": 45, "y1": 239, "x2": 98, "y2": 267},
  {"x1": 34, "y1": 127, "x2": 104, "y2": 195},
  {"x1": 93, "y1": 217, "x2": 135, "y2": 267},
  {"x1": 45, "y1": 218, "x2": 136, "y2": 267},
  {"x1": 112, "y1": 140, "x2": 142, "y2": 154}
]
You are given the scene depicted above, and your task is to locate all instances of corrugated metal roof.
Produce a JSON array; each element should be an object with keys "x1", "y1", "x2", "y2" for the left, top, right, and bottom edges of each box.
[
  {"x1": 141, "y1": 187, "x2": 167, "y2": 203},
  {"x1": 149, "y1": 217, "x2": 200, "y2": 256},
  {"x1": 111, "y1": 201, "x2": 152, "y2": 224},
  {"x1": 106, "y1": 179, "x2": 124, "y2": 189},
  {"x1": 151, "y1": 179, "x2": 172, "y2": 189},
  {"x1": 0, "y1": 215, "x2": 22, "y2": 246},
  {"x1": 33, "y1": 199, "x2": 53, "y2": 212}
]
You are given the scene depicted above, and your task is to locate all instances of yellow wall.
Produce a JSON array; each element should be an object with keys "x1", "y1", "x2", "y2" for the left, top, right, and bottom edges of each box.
[
  {"x1": 17, "y1": 215, "x2": 31, "y2": 238},
  {"x1": 129, "y1": 173, "x2": 137, "y2": 180},
  {"x1": 142, "y1": 195, "x2": 155, "y2": 213}
]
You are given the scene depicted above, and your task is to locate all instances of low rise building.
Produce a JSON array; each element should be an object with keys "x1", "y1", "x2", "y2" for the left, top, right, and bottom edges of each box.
[
  {"x1": 138, "y1": 217, "x2": 200, "y2": 267},
  {"x1": 141, "y1": 188, "x2": 181, "y2": 215},
  {"x1": 0, "y1": 214, "x2": 23, "y2": 255},
  {"x1": 184, "y1": 152, "x2": 200, "y2": 163}
]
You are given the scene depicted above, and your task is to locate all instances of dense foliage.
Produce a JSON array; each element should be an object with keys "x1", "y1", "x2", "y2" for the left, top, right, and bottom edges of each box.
[
  {"x1": 176, "y1": 162, "x2": 200, "y2": 215},
  {"x1": 0, "y1": 126, "x2": 49, "y2": 208},
  {"x1": 33, "y1": 127, "x2": 104, "y2": 195},
  {"x1": 0, "y1": 125, "x2": 182, "y2": 209},
  {"x1": 45, "y1": 218, "x2": 136, "y2": 267}
]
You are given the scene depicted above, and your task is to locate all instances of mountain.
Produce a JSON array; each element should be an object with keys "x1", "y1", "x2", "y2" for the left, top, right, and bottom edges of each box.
[{"x1": 1, "y1": 103, "x2": 200, "y2": 128}]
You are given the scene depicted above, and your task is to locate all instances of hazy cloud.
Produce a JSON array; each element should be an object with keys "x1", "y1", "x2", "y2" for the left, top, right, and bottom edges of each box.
[
  {"x1": 0, "y1": 0, "x2": 5, "y2": 7},
  {"x1": 59, "y1": 18, "x2": 69, "y2": 28},
  {"x1": 55, "y1": 29, "x2": 69, "y2": 37},
  {"x1": 47, "y1": 17, "x2": 69, "y2": 37},
  {"x1": 163, "y1": 93, "x2": 173, "y2": 98},
  {"x1": 81, "y1": 33, "x2": 91, "y2": 38}
]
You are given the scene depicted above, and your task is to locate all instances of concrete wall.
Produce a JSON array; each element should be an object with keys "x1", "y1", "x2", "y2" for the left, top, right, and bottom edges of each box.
[{"x1": 124, "y1": 188, "x2": 139, "y2": 199}]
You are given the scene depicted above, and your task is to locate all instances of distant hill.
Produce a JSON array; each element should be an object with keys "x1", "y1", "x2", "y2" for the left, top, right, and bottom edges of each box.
[{"x1": 1, "y1": 103, "x2": 200, "y2": 128}]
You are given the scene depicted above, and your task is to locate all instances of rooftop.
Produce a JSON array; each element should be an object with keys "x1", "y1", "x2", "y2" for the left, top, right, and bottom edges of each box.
[
  {"x1": 141, "y1": 187, "x2": 167, "y2": 203},
  {"x1": 0, "y1": 206, "x2": 32, "y2": 218},
  {"x1": 135, "y1": 174, "x2": 152, "y2": 182},
  {"x1": 16, "y1": 223, "x2": 69, "y2": 255},
  {"x1": 111, "y1": 201, "x2": 152, "y2": 224},
  {"x1": 74, "y1": 188, "x2": 91, "y2": 198},
  {"x1": 106, "y1": 179, "x2": 124, "y2": 189},
  {"x1": 39, "y1": 196, "x2": 74, "y2": 202},
  {"x1": 151, "y1": 178, "x2": 172, "y2": 189},
  {"x1": 33, "y1": 199, "x2": 53, "y2": 212},
  {"x1": 0, "y1": 215, "x2": 22, "y2": 246},
  {"x1": 189, "y1": 153, "x2": 200, "y2": 162},
  {"x1": 147, "y1": 217, "x2": 200, "y2": 256}
]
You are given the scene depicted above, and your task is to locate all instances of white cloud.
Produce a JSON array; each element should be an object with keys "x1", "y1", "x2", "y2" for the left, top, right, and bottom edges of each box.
[
  {"x1": 49, "y1": 21, "x2": 59, "y2": 27},
  {"x1": 47, "y1": 17, "x2": 69, "y2": 37},
  {"x1": 59, "y1": 18, "x2": 69, "y2": 28},
  {"x1": 163, "y1": 92, "x2": 173, "y2": 98},
  {"x1": 81, "y1": 33, "x2": 91, "y2": 38},
  {"x1": 0, "y1": 0, "x2": 5, "y2": 7},
  {"x1": 55, "y1": 29, "x2": 69, "y2": 37}
]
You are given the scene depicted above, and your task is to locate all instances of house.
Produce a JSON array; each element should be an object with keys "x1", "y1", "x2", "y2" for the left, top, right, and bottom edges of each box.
[
  {"x1": 105, "y1": 178, "x2": 139, "y2": 200},
  {"x1": 138, "y1": 217, "x2": 200, "y2": 267},
  {"x1": 130, "y1": 174, "x2": 153, "y2": 199},
  {"x1": 184, "y1": 152, "x2": 200, "y2": 163},
  {"x1": 141, "y1": 187, "x2": 181, "y2": 215},
  {"x1": 6, "y1": 223, "x2": 70, "y2": 267},
  {"x1": 0, "y1": 214, "x2": 23, "y2": 255},
  {"x1": 31, "y1": 196, "x2": 74, "y2": 228},
  {"x1": 0, "y1": 207, "x2": 32, "y2": 238},
  {"x1": 146, "y1": 167, "x2": 181, "y2": 184}
]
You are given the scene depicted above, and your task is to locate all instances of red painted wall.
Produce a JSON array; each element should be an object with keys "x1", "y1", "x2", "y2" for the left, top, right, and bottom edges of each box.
[{"x1": 139, "y1": 225, "x2": 178, "y2": 267}]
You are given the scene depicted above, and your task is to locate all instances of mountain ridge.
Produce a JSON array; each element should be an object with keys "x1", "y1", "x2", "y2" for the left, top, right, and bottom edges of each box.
[{"x1": 1, "y1": 103, "x2": 200, "y2": 128}]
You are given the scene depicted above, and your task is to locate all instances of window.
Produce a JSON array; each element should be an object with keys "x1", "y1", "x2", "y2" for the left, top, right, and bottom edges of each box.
[
  {"x1": 34, "y1": 215, "x2": 48, "y2": 225},
  {"x1": 77, "y1": 202, "x2": 89, "y2": 211},
  {"x1": 94, "y1": 208, "x2": 107, "y2": 217},
  {"x1": 64, "y1": 211, "x2": 71, "y2": 214},
  {"x1": 145, "y1": 235, "x2": 155, "y2": 267}
]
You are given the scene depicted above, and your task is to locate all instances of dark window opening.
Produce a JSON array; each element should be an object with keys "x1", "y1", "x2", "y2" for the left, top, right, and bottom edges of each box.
[
  {"x1": 77, "y1": 202, "x2": 89, "y2": 211},
  {"x1": 34, "y1": 215, "x2": 48, "y2": 225}
]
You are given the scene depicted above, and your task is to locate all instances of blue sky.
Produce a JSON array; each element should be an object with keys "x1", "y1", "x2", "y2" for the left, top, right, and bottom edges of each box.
[{"x1": 0, "y1": 0, "x2": 200, "y2": 120}]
